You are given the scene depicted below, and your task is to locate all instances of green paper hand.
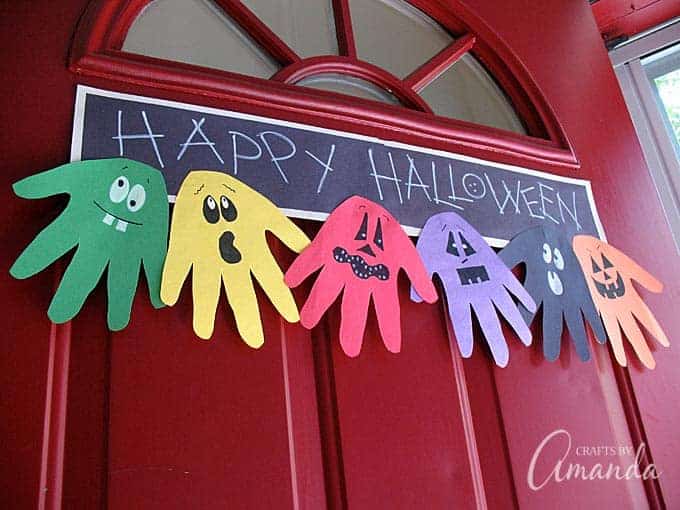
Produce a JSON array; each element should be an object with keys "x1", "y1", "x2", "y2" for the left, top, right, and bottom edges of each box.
[{"x1": 10, "y1": 158, "x2": 169, "y2": 330}]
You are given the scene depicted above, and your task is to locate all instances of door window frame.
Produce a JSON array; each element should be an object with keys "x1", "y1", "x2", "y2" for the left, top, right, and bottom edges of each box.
[
  {"x1": 69, "y1": 0, "x2": 579, "y2": 171},
  {"x1": 611, "y1": 19, "x2": 680, "y2": 251}
]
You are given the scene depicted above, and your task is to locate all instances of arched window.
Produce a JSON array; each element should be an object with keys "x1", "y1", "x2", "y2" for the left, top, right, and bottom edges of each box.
[
  {"x1": 70, "y1": 0, "x2": 576, "y2": 169},
  {"x1": 122, "y1": 0, "x2": 525, "y2": 133}
]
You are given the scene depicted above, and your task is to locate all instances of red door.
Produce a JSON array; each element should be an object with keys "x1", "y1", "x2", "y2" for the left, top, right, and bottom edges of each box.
[{"x1": 2, "y1": 1, "x2": 678, "y2": 509}]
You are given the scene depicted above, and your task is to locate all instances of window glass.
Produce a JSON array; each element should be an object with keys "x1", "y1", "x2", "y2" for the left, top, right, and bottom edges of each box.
[
  {"x1": 123, "y1": 0, "x2": 279, "y2": 78},
  {"x1": 419, "y1": 54, "x2": 526, "y2": 134},
  {"x1": 241, "y1": 0, "x2": 338, "y2": 57},
  {"x1": 122, "y1": 0, "x2": 528, "y2": 135},
  {"x1": 348, "y1": 0, "x2": 452, "y2": 78},
  {"x1": 297, "y1": 73, "x2": 401, "y2": 104},
  {"x1": 644, "y1": 43, "x2": 680, "y2": 157}
]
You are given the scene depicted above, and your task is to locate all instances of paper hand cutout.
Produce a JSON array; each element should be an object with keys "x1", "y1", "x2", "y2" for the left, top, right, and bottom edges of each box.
[
  {"x1": 285, "y1": 196, "x2": 437, "y2": 357},
  {"x1": 573, "y1": 235, "x2": 668, "y2": 369},
  {"x1": 161, "y1": 171, "x2": 309, "y2": 345},
  {"x1": 10, "y1": 158, "x2": 169, "y2": 330},
  {"x1": 411, "y1": 213, "x2": 536, "y2": 367},
  {"x1": 499, "y1": 226, "x2": 606, "y2": 362}
]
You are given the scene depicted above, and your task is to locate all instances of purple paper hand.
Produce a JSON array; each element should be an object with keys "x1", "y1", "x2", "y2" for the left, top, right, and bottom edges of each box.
[{"x1": 411, "y1": 213, "x2": 536, "y2": 367}]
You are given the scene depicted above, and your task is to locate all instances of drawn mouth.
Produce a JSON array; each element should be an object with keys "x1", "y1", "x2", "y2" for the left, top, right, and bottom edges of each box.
[
  {"x1": 333, "y1": 247, "x2": 389, "y2": 280},
  {"x1": 93, "y1": 201, "x2": 142, "y2": 233},
  {"x1": 594, "y1": 273, "x2": 625, "y2": 299},
  {"x1": 547, "y1": 270, "x2": 564, "y2": 296},
  {"x1": 219, "y1": 231, "x2": 242, "y2": 264},
  {"x1": 456, "y1": 265, "x2": 489, "y2": 286}
]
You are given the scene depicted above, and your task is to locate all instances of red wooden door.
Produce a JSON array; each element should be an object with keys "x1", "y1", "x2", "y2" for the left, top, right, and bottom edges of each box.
[{"x1": 2, "y1": 1, "x2": 678, "y2": 509}]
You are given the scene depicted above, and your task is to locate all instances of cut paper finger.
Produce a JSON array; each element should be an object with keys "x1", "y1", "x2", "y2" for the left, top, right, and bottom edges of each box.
[
  {"x1": 499, "y1": 226, "x2": 606, "y2": 362},
  {"x1": 10, "y1": 158, "x2": 169, "y2": 330},
  {"x1": 411, "y1": 212, "x2": 536, "y2": 367},
  {"x1": 573, "y1": 235, "x2": 668, "y2": 369},
  {"x1": 161, "y1": 170, "x2": 310, "y2": 345},
  {"x1": 285, "y1": 195, "x2": 437, "y2": 357}
]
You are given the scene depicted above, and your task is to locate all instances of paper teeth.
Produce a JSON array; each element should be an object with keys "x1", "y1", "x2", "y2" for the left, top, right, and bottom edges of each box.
[
  {"x1": 103, "y1": 213, "x2": 115, "y2": 225},
  {"x1": 115, "y1": 220, "x2": 128, "y2": 232}
]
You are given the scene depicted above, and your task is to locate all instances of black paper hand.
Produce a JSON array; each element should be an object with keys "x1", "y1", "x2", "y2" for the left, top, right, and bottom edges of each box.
[{"x1": 499, "y1": 226, "x2": 606, "y2": 361}]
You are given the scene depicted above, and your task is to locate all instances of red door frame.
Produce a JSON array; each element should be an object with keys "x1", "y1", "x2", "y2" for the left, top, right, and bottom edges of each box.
[{"x1": 3, "y1": 1, "x2": 678, "y2": 509}]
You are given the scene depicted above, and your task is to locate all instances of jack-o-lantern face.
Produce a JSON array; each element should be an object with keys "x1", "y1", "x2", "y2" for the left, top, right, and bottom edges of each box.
[
  {"x1": 333, "y1": 210, "x2": 389, "y2": 281},
  {"x1": 589, "y1": 253, "x2": 625, "y2": 299},
  {"x1": 573, "y1": 235, "x2": 669, "y2": 369}
]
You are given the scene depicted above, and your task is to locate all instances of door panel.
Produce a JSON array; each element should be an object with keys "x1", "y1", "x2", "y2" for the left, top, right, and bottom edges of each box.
[{"x1": 2, "y1": 1, "x2": 678, "y2": 509}]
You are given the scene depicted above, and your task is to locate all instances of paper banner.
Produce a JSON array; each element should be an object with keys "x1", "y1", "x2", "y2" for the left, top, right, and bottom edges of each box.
[
  {"x1": 411, "y1": 212, "x2": 536, "y2": 367},
  {"x1": 161, "y1": 170, "x2": 309, "y2": 345},
  {"x1": 573, "y1": 235, "x2": 668, "y2": 369},
  {"x1": 499, "y1": 226, "x2": 606, "y2": 361},
  {"x1": 10, "y1": 158, "x2": 169, "y2": 330},
  {"x1": 285, "y1": 195, "x2": 437, "y2": 357}
]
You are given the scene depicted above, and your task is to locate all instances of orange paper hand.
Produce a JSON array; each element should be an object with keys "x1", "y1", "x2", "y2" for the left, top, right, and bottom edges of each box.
[{"x1": 573, "y1": 235, "x2": 669, "y2": 369}]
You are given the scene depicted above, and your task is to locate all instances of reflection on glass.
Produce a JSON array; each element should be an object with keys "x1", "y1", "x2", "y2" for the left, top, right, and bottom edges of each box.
[
  {"x1": 653, "y1": 69, "x2": 680, "y2": 148},
  {"x1": 123, "y1": 0, "x2": 279, "y2": 78},
  {"x1": 644, "y1": 42, "x2": 680, "y2": 158},
  {"x1": 298, "y1": 73, "x2": 401, "y2": 104},
  {"x1": 419, "y1": 54, "x2": 526, "y2": 134},
  {"x1": 349, "y1": 0, "x2": 452, "y2": 78},
  {"x1": 241, "y1": 0, "x2": 338, "y2": 57}
]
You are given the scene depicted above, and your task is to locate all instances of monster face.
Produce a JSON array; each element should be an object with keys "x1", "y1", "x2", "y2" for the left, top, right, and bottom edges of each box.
[
  {"x1": 412, "y1": 212, "x2": 535, "y2": 367},
  {"x1": 333, "y1": 209, "x2": 389, "y2": 281},
  {"x1": 445, "y1": 230, "x2": 490, "y2": 286},
  {"x1": 81, "y1": 159, "x2": 168, "y2": 243}
]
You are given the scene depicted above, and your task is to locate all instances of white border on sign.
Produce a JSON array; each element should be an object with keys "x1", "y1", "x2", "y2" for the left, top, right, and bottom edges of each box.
[{"x1": 70, "y1": 85, "x2": 606, "y2": 246}]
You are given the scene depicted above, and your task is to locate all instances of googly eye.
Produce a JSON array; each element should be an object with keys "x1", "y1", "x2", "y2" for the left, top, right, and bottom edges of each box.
[
  {"x1": 203, "y1": 195, "x2": 219, "y2": 224},
  {"x1": 109, "y1": 176, "x2": 129, "y2": 203},
  {"x1": 553, "y1": 248, "x2": 564, "y2": 271},
  {"x1": 126, "y1": 184, "x2": 146, "y2": 212},
  {"x1": 542, "y1": 243, "x2": 552, "y2": 264}
]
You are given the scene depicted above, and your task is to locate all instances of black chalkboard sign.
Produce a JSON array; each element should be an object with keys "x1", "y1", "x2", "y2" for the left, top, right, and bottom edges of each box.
[{"x1": 71, "y1": 86, "x2": 604, "y2": 245}]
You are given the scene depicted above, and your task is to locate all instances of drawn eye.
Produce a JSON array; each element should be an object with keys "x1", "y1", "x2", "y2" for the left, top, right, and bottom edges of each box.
[
  {"x1": 446, "y1": 231, "x2": 459, "y2": 257},
  {"x1": 127, "y1": 184, "x2": 146, "y2": 212},
  {"x1": 553, "y1": 248, "x2": 564, "y2": 270},
  {"x1": 602, "y1": 254, "x2": 614, "y2": 269},
  {"x1": 354, "y1": 213, "x2": 369, "y2": 241},
  {"x1": 220, "y1": 195, "x2": 237, "y2": 222},
  {"x1": 109, "y1": 176, "x2": 129, "y2": 203},
  {"x1": 202, "y1": 195, "x2": 219, "y2": 224},
  {"x1": 374, "y1": 218, "x2": 384, "y2": 250},
  {"x1": 591, "y1": 257, "x2": 602, "y2": 273},
  {"x1": 459, "y1": 233, "x2": 476, "y2": 256},
  {"x1": 542, "y1": 243, "x2": 552, "y2": 264}
]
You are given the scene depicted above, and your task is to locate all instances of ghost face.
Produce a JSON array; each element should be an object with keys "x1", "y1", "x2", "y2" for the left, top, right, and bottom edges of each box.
[
  {"x1": 541, "y1": 242, "x2": 566, "y2": 296},
  {"x1": 590, "y1": 253, "x2": 626, "y2": 299},
  {"x1": 172, "y1": 173, "x2": 244, "y2": 266},
  {"x1": 333, "y1": 208, "x2": 390, "y2": 281},
  {"x1": 199, "y1": 191, "x2": 241, "y2": 264}
]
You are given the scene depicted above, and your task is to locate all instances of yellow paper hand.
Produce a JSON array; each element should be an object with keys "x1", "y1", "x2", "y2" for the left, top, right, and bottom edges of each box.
[{"x1": 161, "y1": 171, "x2": 310, "y2": 346}]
